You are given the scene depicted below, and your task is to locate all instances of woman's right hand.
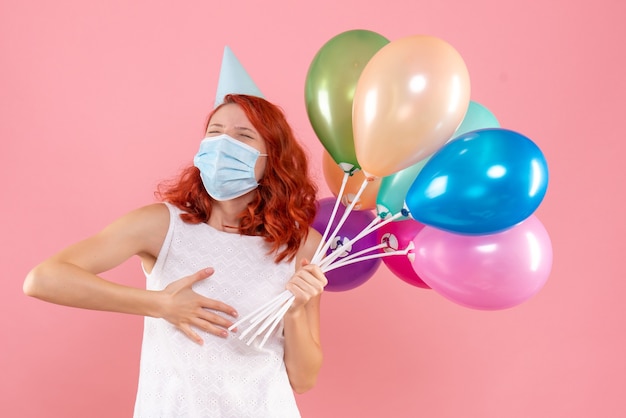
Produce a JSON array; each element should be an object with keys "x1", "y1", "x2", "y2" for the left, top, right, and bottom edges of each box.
[{"x1": 159, "y1": 268, "x2": 239, "y2": 345}]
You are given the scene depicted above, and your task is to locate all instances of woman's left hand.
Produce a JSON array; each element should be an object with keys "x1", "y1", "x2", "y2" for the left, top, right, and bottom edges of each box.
[{"x1": 285, "y1": 259, "x2": 327, "y2": 311}]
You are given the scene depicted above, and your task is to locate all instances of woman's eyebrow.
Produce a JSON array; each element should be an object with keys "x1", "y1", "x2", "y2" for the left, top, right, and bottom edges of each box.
[
  {"x1": 206, "y1": 124, "x2": 257, "y2": 136},
  {"x1": 234, "y1": 126, "x2": 258, "y2": 136}
]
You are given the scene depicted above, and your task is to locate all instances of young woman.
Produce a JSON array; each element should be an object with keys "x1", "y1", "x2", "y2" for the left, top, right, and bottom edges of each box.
[{"x1": 24, "y1": 94, "x2": 328, "y2": 417}]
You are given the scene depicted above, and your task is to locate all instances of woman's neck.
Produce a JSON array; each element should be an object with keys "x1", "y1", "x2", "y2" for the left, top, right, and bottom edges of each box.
[{"x1": 208, "y1": 199, "x2": 248, "y2": 232}]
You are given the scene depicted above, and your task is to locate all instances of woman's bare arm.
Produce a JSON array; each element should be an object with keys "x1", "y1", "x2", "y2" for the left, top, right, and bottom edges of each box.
[
  {"x1": 282, "y1": 228, "x2": 327, "y2": 393},
  {"x1": 23, "y1": 203, "x2": 238, "y2": 344}
]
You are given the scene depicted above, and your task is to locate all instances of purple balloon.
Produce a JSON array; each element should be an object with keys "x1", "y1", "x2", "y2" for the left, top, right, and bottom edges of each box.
[
  {"x1": 313, "y1": 198, "x2": 381, "y2": 291},
  {"x1": 412, "y1": 215, "x2": 552, "y2": 310}
]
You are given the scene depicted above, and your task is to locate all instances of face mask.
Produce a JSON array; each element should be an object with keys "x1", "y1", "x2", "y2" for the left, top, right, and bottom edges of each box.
[{"x1": 193, "y1": 134, "x2": 267, "y2": 201}]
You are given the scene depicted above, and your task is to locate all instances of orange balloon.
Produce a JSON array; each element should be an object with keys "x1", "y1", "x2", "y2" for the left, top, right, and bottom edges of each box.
[
  {"x1": 353, "y1": 35, "x2": 471, "y2": 178},
  {"x1": 322, "y1": 151, "x2": 381, "y2": 211}
]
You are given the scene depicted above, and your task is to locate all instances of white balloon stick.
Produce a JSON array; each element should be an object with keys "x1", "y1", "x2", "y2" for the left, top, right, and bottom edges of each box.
[
  {"x1": 320, "y1": 242, "x2": 388, "y2": 270},
  {"x1": 246, "y1": 296, "x2": 295, "y2": 346},
  {"x1": 317, "y1": 211, "x2": 403, "y2": 268},
  {"x1": 228, "y1": 290, "x2": 292, "y2": 331},
  {"x1": 324, "y1": 243, "x2": 414, "y2": 273},
  {"x1": 313, "y1": 171, "x2": 350, "y2": 260},
  {"x1": 257, "y1": 297, "x2": 296, "y2": 349},
  {"x1": 312, "y1": 178, "x2": 371, "y2": 264}
]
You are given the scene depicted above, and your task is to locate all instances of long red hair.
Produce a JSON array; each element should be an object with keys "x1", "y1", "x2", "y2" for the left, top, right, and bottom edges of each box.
[{"x1": 156, "y1": 94, "x2": 318, "y2": 263}]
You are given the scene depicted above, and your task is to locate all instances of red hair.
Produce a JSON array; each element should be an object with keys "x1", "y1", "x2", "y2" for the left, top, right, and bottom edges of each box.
[{"x1": 156, "y1": 94, "x2": 318, "y2": 263}]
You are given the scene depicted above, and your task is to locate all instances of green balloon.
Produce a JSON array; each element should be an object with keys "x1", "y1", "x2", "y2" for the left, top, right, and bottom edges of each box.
[{"x1": 305, "y1": 30, "x2": 389, "y2": 170}]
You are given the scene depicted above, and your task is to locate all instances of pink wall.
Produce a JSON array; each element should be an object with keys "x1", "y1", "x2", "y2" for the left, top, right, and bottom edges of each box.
[{"x1": 2, "y1": 0, "x2": 624, "y2": 417}]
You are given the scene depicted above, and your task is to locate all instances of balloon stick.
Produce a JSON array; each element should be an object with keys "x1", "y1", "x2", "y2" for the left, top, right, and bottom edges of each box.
[
  {"x1": 319, "y1": 242, "x2": 388, "y2": 270},
  {"x1": 246, "y1": 295, "x2": 295, "y2": 346},
  {"x1": 324, "y1": 242, "x2": 414, "y2": 273},
  {"x1": 228, "y1": 289, "x2": 292, "y2": 332},
  {"x1": 317, "y1": 211, "x2": 403, "y2": 268},
  {"x1": 312, "y1": 170, "x2": 350, "y2": 259},
  {"x1": 312, "y1": 177, "x2": 371, "y2": 264}
]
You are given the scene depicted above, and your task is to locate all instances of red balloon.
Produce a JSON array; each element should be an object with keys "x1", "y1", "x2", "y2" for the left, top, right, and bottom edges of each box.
[{"x1": 376, "y1": 219, "x2": 430, "y2": 289}]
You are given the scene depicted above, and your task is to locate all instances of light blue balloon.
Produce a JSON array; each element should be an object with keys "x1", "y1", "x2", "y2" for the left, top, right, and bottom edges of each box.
[
  {"x1": 452, "y1": 101, "x2": 500, "y2": 139},
  {"x1": 376, "y1": 159, "x2": 427, "y2": 219},
  {"x1": 405, "y1": 128, "x2": 548, "y2": 235}
]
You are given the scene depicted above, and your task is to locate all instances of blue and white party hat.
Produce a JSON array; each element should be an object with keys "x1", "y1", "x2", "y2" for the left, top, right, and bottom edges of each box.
[{"x1": 214, "y1": 46, "x2": 264, "y2": 107}]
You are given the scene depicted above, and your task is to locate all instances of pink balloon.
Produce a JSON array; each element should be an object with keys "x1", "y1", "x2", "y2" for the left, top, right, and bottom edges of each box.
[
  {"x1": 376, "y1": 219, "x2": 430, "y2": 289},
  {"x1": 412, "y1": 216, "x2": 552, "y2": 310}
]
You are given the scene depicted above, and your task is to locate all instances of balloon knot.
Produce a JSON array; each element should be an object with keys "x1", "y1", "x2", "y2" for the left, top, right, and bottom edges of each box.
[{"x1": 361, "y1": 170, "x2": 377, "y2": 181}]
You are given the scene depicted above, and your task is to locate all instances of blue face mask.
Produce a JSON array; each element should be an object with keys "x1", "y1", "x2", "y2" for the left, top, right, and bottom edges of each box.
[{"x1": 193, "y1": 134, "x2": 268, "y2": 201}]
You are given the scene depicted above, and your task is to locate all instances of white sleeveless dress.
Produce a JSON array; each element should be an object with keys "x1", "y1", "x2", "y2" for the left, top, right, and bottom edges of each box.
[{"x1": 133, "y1": 203, "x2": 300, "y2": 418}]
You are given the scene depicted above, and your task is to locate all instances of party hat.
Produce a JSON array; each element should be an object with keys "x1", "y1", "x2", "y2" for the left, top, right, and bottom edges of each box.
[{"x1": 214, "y1": 46, "x2": 264, "y2": 107}]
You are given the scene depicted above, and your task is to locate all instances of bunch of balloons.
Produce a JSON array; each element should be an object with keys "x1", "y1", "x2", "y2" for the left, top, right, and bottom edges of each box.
[{"x1": 305, "y1": 29, "x2": 551, "y2": 310}]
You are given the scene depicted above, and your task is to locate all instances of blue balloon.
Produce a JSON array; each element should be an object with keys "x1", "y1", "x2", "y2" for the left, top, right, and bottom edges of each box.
[{"x1": 405, "y1": 128, "x2": 548, "y2": 235}]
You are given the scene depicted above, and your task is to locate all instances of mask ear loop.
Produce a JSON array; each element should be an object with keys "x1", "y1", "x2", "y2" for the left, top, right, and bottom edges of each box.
[{"x1": 255, "y1": 153, "x2": 268, "y2": 186}]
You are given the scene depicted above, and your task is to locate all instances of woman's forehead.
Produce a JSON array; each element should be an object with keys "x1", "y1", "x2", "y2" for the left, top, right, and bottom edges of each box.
[{"x1": 210, "y1": 104, "x2": 251, "y2": 125}]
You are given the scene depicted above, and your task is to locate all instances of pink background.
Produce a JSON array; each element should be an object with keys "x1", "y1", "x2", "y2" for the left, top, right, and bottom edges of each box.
[{"x1": 2, "y1": 0, "x2": 624, "y2": 417}]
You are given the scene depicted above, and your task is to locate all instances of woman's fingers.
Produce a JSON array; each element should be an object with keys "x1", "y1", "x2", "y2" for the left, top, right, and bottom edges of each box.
[
  {"x1": 292, "y1": 265, "x2": 327, "y2": 290},
  {"x1": 179, "y1": 323, "x2": 204, "y2": 345},
  {"x1": 179, "y1": 267, "x2": 215, "y2": 288},
  {"x1": 196, "y1": 308, "x2": 237, "y2": 335},
  {"x1": 198, "y1": 296, "x2": 239, "y2": 318},
  {"x1": 176, "y1": 306, "x2": 235, "y2": 343},
  {"x1": 286, "y1": 264, "x2": 328, "y2": 309},
  {"x1": 163, "y1": 268, "x2": 240, "y2": 343}
]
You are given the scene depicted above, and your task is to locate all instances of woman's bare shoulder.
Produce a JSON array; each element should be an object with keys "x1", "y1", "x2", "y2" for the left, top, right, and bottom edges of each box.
[
  {"x1": 295, "y1": 227, "x2": 323, "y2": 263},
  {"x1": 40, "y1": 203, "x2": 172, "y2": 274},
  {"x1": 106, "y1": 202, "x2": 171, "y2": 234}
]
